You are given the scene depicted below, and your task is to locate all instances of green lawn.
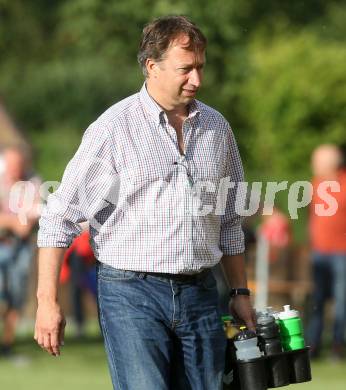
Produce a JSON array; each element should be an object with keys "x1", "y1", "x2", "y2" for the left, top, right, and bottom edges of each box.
[
  {"x1": 302, "y1": 359, "x2": 346, "y2": 390},
  {"x1": 0, "y1": 335, "x2": 112, "y2": 390},
  {"x1": 0, "y1": 334, "x2": 345, "y2": 390}
]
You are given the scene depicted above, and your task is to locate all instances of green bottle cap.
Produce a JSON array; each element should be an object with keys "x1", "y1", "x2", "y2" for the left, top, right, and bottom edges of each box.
[{"x1": 222, "y1": 315, "x2": 234, "y2": 322}]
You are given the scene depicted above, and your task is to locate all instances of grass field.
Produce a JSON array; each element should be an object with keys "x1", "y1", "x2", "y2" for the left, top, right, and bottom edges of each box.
[{"x1": 0, "y1": 333, "x2": 345, "y2": 390}]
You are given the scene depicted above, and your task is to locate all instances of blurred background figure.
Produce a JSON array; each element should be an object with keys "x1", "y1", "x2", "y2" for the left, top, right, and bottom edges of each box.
[
  {"x1": 308, "y1": 144, "x2": 346, "y2": 360},
  {"x1": 59, "y1": 227, "x2": 96, "y2": 339},
  {"x1": 252, "y1": 206, "x2": 293, "y2": 311},
  {"x1": 260, "y1": 206, "x2": 292, "y2": 264},
  {"x1": 0, "y1": 146, "x2": 41, "y2": 357}
]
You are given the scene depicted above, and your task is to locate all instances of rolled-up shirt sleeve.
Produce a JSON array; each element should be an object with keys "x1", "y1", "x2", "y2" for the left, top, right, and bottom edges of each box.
[
  {"x1": 37, "y1": 123, "x2": 115, "y2": 248},
  {"x1": 219, "y1": 126, "x2": 245, "y2": 255}
]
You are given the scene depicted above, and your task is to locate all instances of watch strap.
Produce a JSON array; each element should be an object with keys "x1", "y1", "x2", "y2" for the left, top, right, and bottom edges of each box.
[{"x1": 230, "y1": 288, "x2": 251, "y2": 298}]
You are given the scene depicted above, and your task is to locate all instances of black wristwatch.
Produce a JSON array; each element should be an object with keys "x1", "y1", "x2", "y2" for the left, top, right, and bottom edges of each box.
[{"x1": 230, "y1": 288, "x2": 251, "y2": 298}]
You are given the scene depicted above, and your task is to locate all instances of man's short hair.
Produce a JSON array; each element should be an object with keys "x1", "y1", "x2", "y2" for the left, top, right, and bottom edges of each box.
[{"x1": 138, "y1": 15, "x2": 207, "y2": 77}]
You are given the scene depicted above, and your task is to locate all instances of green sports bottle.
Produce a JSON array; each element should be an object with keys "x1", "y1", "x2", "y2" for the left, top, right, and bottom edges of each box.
[{"x1": 278, "y1": 305, "x2": 305, "y2": 351}]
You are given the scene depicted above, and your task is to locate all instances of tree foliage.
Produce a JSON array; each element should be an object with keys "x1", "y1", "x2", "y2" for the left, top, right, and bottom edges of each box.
[
  {"x1": 0, "y1": 0, "x2": 345, "y2": 183},
  {"x1": 240, "y1": 32, "x2": 346, "y2": 180}
]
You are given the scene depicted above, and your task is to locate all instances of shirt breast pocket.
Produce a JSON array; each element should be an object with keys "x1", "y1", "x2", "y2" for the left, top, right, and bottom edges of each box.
[
  {"x1": 192, "y1": 161, "x2": 223, "y2": 215},
  {"x1": 193, "y1": 160, "x2": 223, "y2": 182}
]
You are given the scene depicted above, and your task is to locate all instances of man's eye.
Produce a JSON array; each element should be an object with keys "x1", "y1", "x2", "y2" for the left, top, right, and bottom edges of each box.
[{"x1": 179, "y1": 66, "x2": 204, "y2": 72}]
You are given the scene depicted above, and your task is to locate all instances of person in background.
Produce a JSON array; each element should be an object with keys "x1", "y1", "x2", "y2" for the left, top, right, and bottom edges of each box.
[
  {"x1": 0, "y1": 146, "x2": 41, "y2": 357},
  {"x1": 260, "y1": 206, "x2": 292, "y2": 263},
  {"x1": 60, "y1": 228, "x2": 96, "y2": 338},
  {"x1": 308, "y1": 144, "x2": 346, "y2": 359}
]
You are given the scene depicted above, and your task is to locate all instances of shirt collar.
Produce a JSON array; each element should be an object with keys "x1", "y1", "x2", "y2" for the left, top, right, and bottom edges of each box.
[{"x1": 139, "y1": 83, "x2": 200, "y2": 125}]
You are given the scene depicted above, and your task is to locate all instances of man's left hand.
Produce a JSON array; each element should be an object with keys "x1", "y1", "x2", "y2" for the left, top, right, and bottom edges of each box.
[{"x1": 229, "y1": 295, "x2": 256, "y2": 332}]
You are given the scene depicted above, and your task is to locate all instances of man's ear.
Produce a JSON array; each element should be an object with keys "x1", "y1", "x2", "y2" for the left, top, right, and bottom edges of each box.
[{"x1": 146, "y1": 58, "x2": 159, "y2": 78}]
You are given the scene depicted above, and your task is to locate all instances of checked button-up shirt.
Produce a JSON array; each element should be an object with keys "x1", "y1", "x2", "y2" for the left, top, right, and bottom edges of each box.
[{"x1": 37, "y1": 83, "x2": 245, "y2": 274}]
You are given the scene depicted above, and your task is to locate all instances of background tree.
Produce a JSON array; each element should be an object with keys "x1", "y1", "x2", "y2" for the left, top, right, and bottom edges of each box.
[{"x1": 0, "y1": 0, "x2": 344, "y2": 186}]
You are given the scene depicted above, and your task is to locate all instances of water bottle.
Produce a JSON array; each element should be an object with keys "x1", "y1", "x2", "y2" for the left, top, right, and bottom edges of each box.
[
  {"x1": 277, "y1": 305, "x2": 311, "y2": 384},
  {"x1": 222, "y1": 315, "x2": 240, "y2": 339},
  {"x1": 234, "y1": 326, "x2": 262, "y2": 361},
  {"x1": 234, "y1": 327, "x2": 267, "y2": 390},
  {"x1": 278, "y1": 305, "x2": 305, "y2": 351},
  {"x1": 222, "y1": 316, "x2": 241, "y2": 390},
  {"x1": 257, "y1": 311, "x2": 290, "y2": 387},
  {"x1": 256, "y1": 312, "x2": 282, "y2": 355}
]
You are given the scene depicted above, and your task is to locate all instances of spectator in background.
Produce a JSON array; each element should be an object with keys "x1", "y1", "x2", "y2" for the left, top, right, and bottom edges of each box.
[
  {"x1": 340, "y1": 143, "x2": 346, "y2": 169},
  {"x1": 308, "y1": 144, "x2": 346, "y2": 359},
  {"x1": 0, "y1": 146, "x2": 41, "y2": 357},
  {"x1": 260, "y1": 206, "x2": 292, "y2": 263},
  {"x1": 60, "y1": 228, "x2": 96, "y2": 338}
]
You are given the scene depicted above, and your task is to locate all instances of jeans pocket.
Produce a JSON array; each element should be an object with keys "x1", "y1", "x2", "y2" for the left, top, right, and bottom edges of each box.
[
  {"x1": 98, "y1": 263, "x2": 137, "y2": 282},
  {"x1": 200, "y1": 271, "x2": 217, "y2": 290}
]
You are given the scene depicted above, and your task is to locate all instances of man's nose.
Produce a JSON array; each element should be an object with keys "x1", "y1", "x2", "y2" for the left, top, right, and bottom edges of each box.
[{"x1": 189, "y1": 68, "x2": 202, "y2": 88}]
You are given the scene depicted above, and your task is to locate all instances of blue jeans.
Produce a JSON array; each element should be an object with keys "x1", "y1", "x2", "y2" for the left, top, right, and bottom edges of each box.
[
  {"x1": 96, "y1": 261, "x2": 226, "y2": 390},
  {"x1": 0, "y1": 240, "x2": 33, "y2": 310},
  {"x1": 308, "y1": 252, "x2": 346, "y2": 348}
]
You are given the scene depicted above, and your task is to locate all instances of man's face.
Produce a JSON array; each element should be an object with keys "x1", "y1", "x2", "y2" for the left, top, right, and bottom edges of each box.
[{"x1": 150, "y1": 34, "x2": 205, "y2": 108}]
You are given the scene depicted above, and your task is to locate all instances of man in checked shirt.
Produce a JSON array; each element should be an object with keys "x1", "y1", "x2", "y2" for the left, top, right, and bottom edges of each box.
[{"x1": 34, "y1": 16, "x2": 255, "y2": 389}]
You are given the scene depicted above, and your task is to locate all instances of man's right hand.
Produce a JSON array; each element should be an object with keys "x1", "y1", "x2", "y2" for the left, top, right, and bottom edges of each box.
[{"x1": 34, "y1": 300, "x2": 66, "y2": 356}]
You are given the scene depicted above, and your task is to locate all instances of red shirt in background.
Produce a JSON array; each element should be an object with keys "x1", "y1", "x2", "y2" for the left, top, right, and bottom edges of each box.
[
  {"x1": 60, "y1": 232, "x2": 94, "y2": 283},
  {"x1": 310, "y1": 170, "x2": 346, "y2": 253}
]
